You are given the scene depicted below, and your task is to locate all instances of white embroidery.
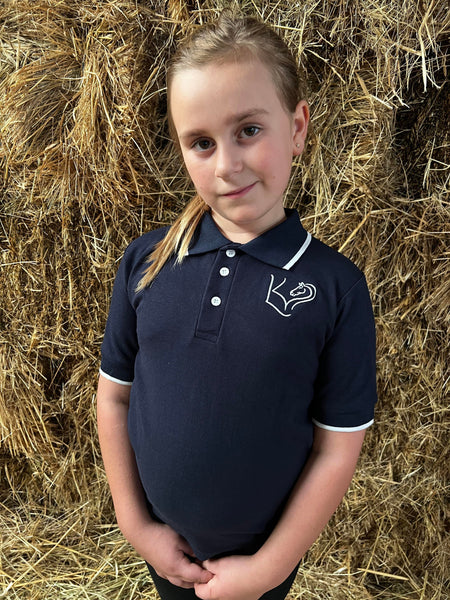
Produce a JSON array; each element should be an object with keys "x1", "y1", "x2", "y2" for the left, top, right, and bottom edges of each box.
[{"x1": 265, "y1": 275, "x2": 316, "y2": 317}]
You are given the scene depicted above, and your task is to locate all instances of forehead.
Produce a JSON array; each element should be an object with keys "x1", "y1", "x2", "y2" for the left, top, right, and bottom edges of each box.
[{"x1": 169, "y1": 59, "x2": 288, "y2": 133}]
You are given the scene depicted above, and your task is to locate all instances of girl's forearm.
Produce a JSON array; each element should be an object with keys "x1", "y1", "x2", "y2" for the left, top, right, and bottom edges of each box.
[
  {"x1": 96, "y1": 376, "x2": 153, "y2": 536},
  {"x1": 255, "y1": 428, "x2": 366, "y2": 589},
  {"x1": 97, "y1": 376, "x2": 213, "y2": 584}
]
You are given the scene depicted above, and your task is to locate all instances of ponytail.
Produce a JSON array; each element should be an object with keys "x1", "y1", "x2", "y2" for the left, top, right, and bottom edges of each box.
[{"x1": 135, "y1": 195, "x2": 208, "y2": 292}]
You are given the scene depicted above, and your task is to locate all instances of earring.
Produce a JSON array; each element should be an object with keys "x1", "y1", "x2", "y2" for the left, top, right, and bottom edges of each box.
[{"x1": 296, "y1": 143, "x2": 300, "y2": 148}]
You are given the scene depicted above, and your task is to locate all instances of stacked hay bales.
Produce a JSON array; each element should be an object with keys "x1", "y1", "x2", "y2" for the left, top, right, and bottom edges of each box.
[{"x1": 0, "y1": 1, "x2": 448, "y2": 598}]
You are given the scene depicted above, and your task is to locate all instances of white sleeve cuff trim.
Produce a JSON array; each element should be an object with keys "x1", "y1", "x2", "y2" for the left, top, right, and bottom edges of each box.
[
  {"x1": 312, "y1": 418, "x2": 374, "y2": 432},
  {"x1": 99, "y1": 368, "x2": 133, "y2": 386}
]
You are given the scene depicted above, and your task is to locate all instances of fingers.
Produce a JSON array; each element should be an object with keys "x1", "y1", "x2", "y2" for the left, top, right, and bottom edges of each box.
[
  {"x1": 155, "y1": 566, "x2": 198, "y2": 589},
  {"x1": 181, "y1": 558, "x2": 214, "y2": 583},
  {"x1": 194, "y1": 582, "x2": 211, "y2": 600},
  {"x1": 178, "y1": 537, "x2": 196, "y2": 557},
  {"x1": 156, "y1": 555, "x2": 213, "y2": 588},
  {"x1": 167, "y1": 577, "x2": 196, "y2": 589}
]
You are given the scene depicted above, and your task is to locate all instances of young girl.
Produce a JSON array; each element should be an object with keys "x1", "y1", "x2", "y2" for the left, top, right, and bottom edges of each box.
[{"x1": 97, "y1": 12, "x2": 377, "y2": 600}]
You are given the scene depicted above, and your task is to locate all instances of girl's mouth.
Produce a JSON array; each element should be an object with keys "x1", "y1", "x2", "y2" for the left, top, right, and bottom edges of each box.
[{"x1": 222, "y1": 182, "x2": 257, "y2": 199}]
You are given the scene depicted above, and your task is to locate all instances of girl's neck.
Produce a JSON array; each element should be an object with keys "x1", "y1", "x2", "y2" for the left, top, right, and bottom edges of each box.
[{"x1": 210, "y1": 208, "x2": 287, "y2": 244}]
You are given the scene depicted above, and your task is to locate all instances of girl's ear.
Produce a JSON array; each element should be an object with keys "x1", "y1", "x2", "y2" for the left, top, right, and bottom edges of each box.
[{"x1": 292, "y1": 100, "x2": 310, "y2": 156}]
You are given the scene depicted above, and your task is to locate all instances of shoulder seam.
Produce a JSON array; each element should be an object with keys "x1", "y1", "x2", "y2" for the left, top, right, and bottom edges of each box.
[{"x1": 337, "y1": 274, "x2": 366, "y2": 305}]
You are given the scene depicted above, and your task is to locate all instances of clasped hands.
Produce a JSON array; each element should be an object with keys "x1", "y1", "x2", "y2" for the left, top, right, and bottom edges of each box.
[
  {"x1": 139, "y1": 522, "x2": 276, "y2": 600},
  {"x1": 148, "y1": 525, "x2": 273, "y2": 600},
  {"x1": 193, "y1": 554, "x2": 272, "y2": 600}
]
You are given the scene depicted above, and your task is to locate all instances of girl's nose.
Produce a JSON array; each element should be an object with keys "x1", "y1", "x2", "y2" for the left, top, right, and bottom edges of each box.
[{"x1": 214, "y1": 143, "x2": 243, "y2": 179}]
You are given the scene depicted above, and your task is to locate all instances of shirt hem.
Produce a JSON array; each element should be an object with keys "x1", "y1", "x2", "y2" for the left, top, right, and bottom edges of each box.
[
  {"x1": 312, "y1": 418, "x2": 374, "y2": 432},
  {"x1": 99, "y1": 368, "x2": 133, "y2": 386}
]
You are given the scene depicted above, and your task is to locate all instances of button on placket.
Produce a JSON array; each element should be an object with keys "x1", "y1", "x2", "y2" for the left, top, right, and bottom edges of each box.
[{"x1": 195, "y1": 246, "x2": 239, "y2": 341}]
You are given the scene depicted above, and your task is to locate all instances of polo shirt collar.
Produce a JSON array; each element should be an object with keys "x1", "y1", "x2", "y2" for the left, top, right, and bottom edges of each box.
[
  {"x1": 188, "y1": 209, "x2": 311, "y2": 270},
  {"x1": 188, "y1": 211, "x2": 231, "y2": 254}
]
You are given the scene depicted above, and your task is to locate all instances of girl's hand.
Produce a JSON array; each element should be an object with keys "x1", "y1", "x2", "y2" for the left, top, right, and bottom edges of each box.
[
  {"x1": 130, "y1": 521, "x2": 213, "y2": 589},
  {"x1": 194, "y1": 554, "x2": 271, "y2": 600}
]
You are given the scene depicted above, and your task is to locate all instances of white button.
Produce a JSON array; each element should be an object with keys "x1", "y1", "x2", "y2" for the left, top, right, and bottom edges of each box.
[
  {"x1": 211, "y1": 296, "x2": 221, "y2": 306},
  {"x1": 226, "y1": 249, "x2": 236, "y2": 258},
  {"x1": 220, "y1": 267, "x2": 230, "y2": 277}
]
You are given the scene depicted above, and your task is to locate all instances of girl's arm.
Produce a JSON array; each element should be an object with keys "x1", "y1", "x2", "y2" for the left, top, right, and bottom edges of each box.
[
  {"x1": 195, "y1": 426, "x2": 366, "y2": 600},
  {"x1": 96, "y1": 374, "x2": 212, "y2": 588},
  {"x1": 257, "y1": 426, "x2": 366, "y2": 584}
]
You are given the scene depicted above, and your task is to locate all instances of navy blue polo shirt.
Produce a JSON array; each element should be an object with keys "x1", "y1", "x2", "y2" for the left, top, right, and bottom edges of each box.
[{"x1": 100, "y1": 209, "x2": 377, "y2": 560}]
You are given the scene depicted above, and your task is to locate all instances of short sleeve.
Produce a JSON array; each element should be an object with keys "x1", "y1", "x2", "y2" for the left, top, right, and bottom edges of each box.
[
  {"x1": 100, "y1": 246, "x2": 139, "y2": 385},
  {"x1": 311, "y1": 275, "x2": 377, "y2": 431}
]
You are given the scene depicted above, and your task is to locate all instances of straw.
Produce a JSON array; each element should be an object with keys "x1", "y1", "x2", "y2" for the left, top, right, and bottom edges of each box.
[{"x1": 1, "y1": 1, "x2": 448, "y2": 598}]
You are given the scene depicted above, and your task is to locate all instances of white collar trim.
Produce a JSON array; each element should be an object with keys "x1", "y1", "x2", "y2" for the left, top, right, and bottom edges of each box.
[{"x1": 282, "y1": 232, "x2": 312, "y2": 270}]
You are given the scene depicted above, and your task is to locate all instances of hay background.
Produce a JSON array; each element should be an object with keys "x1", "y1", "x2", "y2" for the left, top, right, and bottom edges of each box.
[{"x1": 0, "y1": 0, "x2": 448, "y2": 598}]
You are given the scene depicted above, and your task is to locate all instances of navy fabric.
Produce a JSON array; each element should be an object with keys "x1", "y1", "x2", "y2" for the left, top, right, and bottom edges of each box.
[{"x1": 100, "y1": 209, "x2": 377, "y2": 560}]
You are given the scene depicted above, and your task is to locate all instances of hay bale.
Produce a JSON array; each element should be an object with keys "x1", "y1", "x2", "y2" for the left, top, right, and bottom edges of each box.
[{"x1": 1, "y1": 1, "x2": 448, "y2": 598}]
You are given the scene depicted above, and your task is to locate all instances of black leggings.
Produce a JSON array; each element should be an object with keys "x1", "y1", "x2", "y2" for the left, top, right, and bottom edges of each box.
[{"x1": 147, "y1": 562, "x2": 299, "y2": 600}]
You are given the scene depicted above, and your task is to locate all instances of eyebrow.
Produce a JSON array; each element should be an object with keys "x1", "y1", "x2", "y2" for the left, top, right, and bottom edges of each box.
[{"x1": 179, "y1": 108, "x2": 269, "y2": 141}]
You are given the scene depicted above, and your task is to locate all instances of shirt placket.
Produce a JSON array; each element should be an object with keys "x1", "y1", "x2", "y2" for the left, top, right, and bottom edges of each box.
[{"x1": 195, "y1": 245, "x2": 240, "y2": 342}]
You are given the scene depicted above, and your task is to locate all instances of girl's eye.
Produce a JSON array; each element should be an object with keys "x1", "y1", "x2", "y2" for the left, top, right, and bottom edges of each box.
[
  {"x1": 240, "y1": 126, "x2": 260, "y2": 138},
  {"x1": 192, "y1": 139, "x2": 213, "y2": 152}
]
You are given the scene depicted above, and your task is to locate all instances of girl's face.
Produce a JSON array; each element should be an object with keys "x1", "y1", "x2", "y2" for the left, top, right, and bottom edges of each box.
[{"x1": 170, "y1": 58, "x2": 309, "y2": 242}]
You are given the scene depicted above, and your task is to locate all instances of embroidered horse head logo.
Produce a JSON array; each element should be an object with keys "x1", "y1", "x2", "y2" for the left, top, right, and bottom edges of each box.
[
  {"x1": 265, "y1": 275, "x2": 316, "y2": 317},
  {"x1": 290, "y1": 282, "x2": 311, "y2": 297}
]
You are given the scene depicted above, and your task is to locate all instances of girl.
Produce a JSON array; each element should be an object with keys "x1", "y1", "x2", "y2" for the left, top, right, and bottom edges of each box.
[{"x1": 97, "y1": 12, "x2": 377, "y2": 600}]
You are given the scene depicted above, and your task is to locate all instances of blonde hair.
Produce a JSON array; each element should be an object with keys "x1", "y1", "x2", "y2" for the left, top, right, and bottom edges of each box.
[{"x1": 136, "y1": 11, "x2": 307, "y2": 292}]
